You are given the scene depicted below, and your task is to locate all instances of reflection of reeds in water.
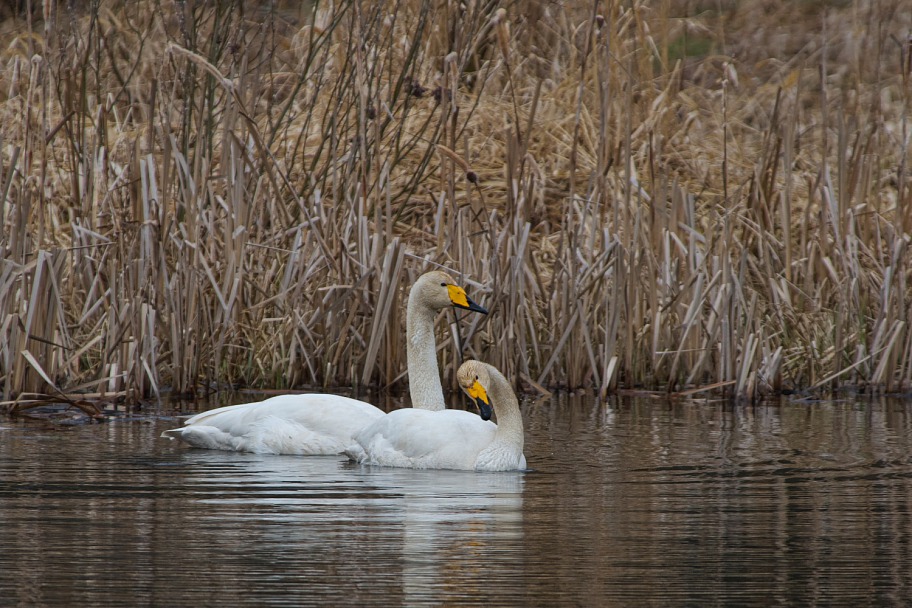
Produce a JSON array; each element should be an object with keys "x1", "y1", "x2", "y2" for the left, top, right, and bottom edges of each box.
[{"x1": 0, "y1": 1, "x2": 910, "y2": 405}]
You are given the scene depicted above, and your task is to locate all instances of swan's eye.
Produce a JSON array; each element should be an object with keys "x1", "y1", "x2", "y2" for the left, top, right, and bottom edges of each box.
[{"x1": 440, "y1": 282, "x2": 447, "y2": 287}]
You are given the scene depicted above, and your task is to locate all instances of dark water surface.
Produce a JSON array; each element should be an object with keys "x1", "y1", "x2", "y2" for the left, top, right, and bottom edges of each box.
[{"x1": 2, "y1": 395, "x2": 912, "y2": 606}]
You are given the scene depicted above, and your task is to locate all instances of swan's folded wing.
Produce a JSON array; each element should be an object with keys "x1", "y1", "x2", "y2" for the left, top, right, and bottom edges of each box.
[
  {"x1": 161, "y1": 394, "x2": 384, "y2": 455},
  {"x1": 350, "y1": 408, "x2": 497, "y2": 469}
]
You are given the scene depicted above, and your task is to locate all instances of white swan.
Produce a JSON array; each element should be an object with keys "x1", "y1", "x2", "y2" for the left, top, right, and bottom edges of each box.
[
  {"x1": 161, "y1": 271, "x2": 487, "y2": 454},
  {"x1": 345, "y1": 360, "x2": 526, "y2": 471}
]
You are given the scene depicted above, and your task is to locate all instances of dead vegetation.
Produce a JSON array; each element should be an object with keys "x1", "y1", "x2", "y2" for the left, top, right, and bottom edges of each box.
[{"x1": 0, "y1": 0, "x2": 910, "y2": 407}]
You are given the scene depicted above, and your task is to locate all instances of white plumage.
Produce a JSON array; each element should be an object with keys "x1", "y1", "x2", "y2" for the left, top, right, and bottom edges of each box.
[
  {"x1": 345, "y1": 360, "x2": 526, "y2": 471},
  {"x1": 162, "y1": 394, "x2": 383, "y2": 455},
  {"x1": 161, "y1": 271, "x2": 487, "y2": 455}
]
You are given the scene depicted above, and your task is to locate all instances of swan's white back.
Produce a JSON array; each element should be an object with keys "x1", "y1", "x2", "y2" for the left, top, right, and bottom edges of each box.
[
  {"x1": 161, "y1": 394, "x2": 383, "y2": 455},
  {"x1": 346, "y1": 408, "x2": 500, "y2": 470}
]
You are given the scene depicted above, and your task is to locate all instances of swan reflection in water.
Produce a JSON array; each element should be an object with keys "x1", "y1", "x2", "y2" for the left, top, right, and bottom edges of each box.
[{"x1": 172, "y1": 450, "x2": 524, "y2": 602}]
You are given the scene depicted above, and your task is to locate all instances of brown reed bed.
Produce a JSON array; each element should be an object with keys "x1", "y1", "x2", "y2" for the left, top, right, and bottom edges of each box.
[{"x1": 0, "y1": 0, "x2": 910, "y2": 409}]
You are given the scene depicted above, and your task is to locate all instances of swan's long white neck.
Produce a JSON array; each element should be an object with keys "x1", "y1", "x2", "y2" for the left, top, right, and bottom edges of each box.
[
  {"x1": 406, "y1": 292, "x2": 446, "y2": 411},
  {"x1": 487, "y1": 366, "x2": 524, "y2": 452}
]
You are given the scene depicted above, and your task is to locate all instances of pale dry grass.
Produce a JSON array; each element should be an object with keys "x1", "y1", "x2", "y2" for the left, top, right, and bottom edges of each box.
[{"x1": 0, "y1": 0, "x2": 910, "y2": 408}]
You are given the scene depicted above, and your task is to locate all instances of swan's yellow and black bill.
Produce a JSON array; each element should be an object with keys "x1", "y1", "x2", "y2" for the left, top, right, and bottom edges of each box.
[
  {"x1": 447, "y1": 285, "x2": 488, "y2": 314},
  {"x1": 467, "y1": 380, "x2": 493, "y2": 421}
]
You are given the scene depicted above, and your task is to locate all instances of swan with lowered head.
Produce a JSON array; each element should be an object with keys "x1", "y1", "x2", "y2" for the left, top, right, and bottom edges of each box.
[
  {"x1": 160, "y1": 271, "x2": 487, "y2": 454},
  {"x1": 345, "y1": 360, "x2": 526, "y2": 471}
]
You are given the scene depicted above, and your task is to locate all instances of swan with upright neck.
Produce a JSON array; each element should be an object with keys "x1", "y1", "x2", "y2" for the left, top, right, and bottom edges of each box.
[
  {"x1": 344, "y1": 360, "x2": 527, "y2": 471},
  {"x1": 160, "y1": 271, "x2": 487, "y2": 454}
]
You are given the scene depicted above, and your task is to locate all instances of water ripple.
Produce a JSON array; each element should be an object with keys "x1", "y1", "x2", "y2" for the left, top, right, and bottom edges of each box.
[{"x1": 1, "y1": 397, "x2": 911, "y2": 606}]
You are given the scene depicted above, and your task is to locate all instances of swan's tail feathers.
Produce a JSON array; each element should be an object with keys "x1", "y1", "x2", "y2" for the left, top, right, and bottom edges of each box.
[
  {"x1": 160, "y1": 428, "x2": 181, "y2": 440},
  {"x1": 159, "y1": 426, "x2": 235, "y2": 450}
]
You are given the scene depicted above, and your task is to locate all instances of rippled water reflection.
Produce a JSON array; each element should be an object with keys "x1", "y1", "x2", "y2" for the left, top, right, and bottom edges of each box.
[{"x1": 2, "y1": 396, "x2": 912, "y2": 606}]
